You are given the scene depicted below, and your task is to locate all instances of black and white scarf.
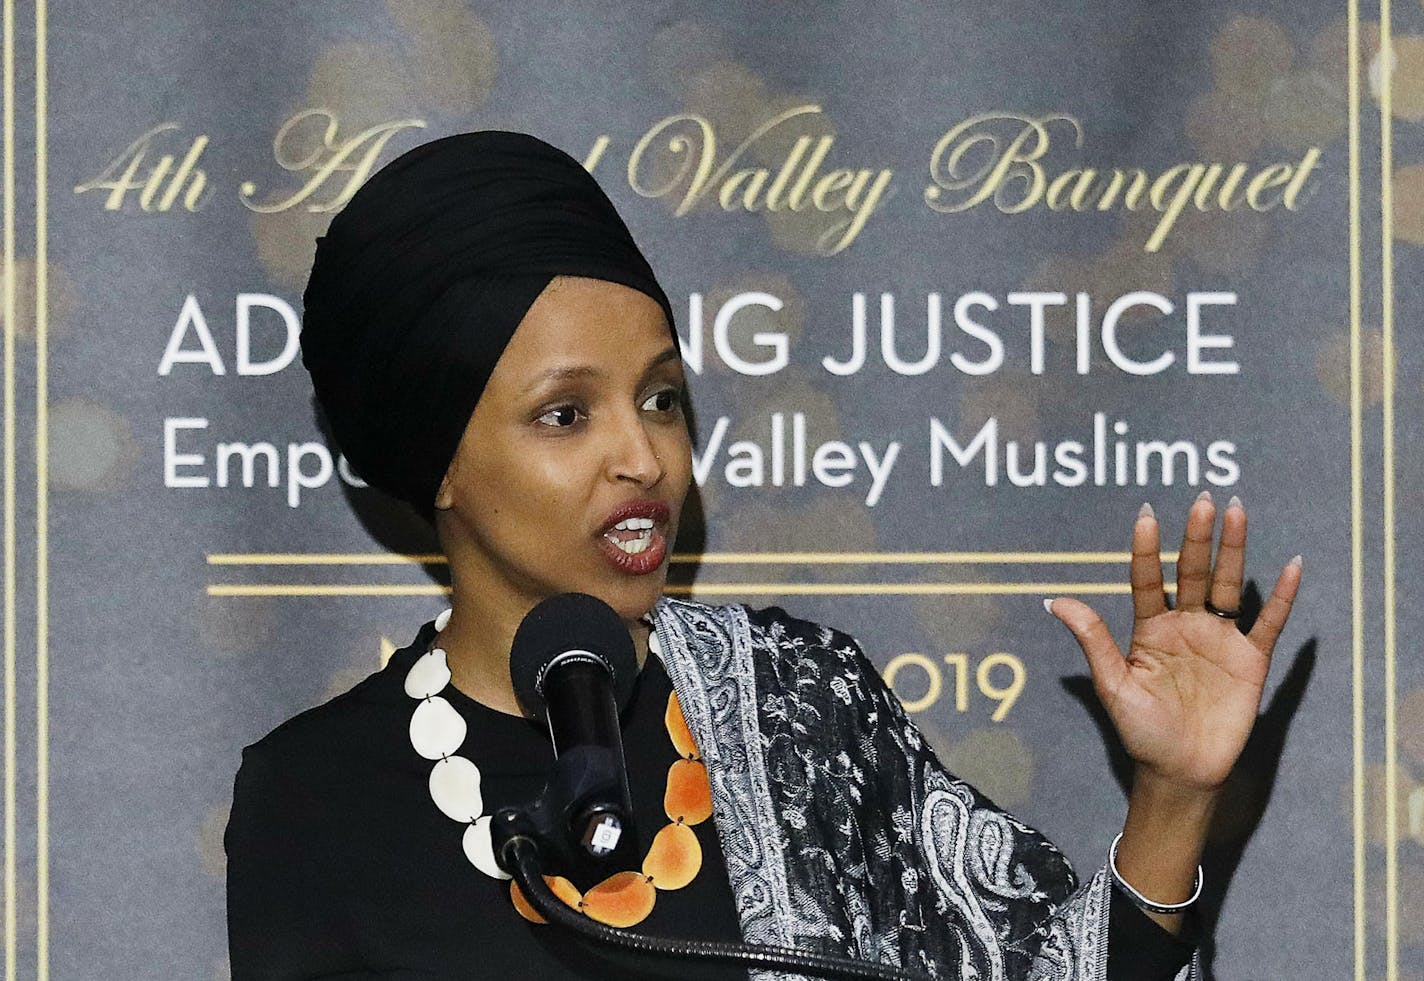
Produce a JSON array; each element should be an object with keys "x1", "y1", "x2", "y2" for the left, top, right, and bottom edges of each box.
[{"x1": 651, "y1": 597, "x2": 1200, "y2": 981}]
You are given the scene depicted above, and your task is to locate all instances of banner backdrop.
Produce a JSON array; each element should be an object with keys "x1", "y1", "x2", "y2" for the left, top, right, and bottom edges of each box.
[{"x1": 0, "y1": 1, "x2": 1419, "y2": 978}]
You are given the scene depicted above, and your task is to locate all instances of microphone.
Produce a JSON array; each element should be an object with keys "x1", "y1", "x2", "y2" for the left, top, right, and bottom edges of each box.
[{"x1": 503, "y1": 592, "x2": 638, "y2": 872}]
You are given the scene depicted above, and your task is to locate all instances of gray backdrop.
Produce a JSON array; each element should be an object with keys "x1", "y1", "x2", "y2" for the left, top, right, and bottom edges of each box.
[{"x1": 1, "y1": 1, "x2": 1420, "y2": 979}]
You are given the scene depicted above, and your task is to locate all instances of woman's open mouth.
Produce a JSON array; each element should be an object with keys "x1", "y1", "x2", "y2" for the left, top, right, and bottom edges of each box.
[
  {"x1": 597, "y1": 502, "x2": 671, "y2": 574},
  {"x1": 605, "y1": 516, "x2": 658, "y2": 555}
]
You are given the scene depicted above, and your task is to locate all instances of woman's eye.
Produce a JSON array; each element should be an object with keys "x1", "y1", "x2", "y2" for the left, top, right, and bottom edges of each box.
[
  {"x1": 641, "y1": 388, "x2": 681, "y2": 413},
  {"x1": 536, "y1": 405, "x2": 583, "y2": 428}
]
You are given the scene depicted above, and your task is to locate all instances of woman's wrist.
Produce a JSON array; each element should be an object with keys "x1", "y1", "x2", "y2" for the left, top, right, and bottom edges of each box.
[
  {"x1": 1113, "y1": 766, "x2": 1219, "y2": 935},
  {"x1": 1127, "y1": 765, "x2": 1221, "y2": 822}
]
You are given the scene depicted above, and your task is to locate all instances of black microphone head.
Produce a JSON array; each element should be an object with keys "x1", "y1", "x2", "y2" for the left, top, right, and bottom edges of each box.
[{"x1": 509, "y1": 592, "x2": 639, "y2": 720}]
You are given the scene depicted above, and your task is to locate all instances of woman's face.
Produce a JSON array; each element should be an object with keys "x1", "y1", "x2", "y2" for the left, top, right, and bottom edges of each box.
[{"x1": 434, "y1": 276, "x2": 692, "y2": 624}]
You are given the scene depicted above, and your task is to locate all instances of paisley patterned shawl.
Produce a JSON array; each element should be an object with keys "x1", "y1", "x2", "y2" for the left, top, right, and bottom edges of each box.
[{"x1": 650, "y1": 597, "x2": 1201, "y2": 981}]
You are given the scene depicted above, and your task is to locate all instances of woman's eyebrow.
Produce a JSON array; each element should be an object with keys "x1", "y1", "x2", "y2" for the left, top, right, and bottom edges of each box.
[
  {"x1": 639, "y1": 347, "x2": 681, "y2": 380},
  {"x1": 533, "y1": 365, "x2": 601, "y2": 385},
  {"x1": 530, "y1": 347, "x2": 680, "y2": 389}
]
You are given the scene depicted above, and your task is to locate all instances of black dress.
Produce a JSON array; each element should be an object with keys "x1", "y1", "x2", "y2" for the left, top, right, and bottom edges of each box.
[{"x1": 225, "y1": 618, "x2": 1195, "y2": 980}]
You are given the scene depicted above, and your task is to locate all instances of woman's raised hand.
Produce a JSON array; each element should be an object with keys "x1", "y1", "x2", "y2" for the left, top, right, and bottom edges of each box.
[{"x1": 1046, "y1": 492, "x2": 1303, "y2": 792}]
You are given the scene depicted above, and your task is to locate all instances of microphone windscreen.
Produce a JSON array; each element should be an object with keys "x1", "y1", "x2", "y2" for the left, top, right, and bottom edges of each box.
[{"x1": 509, "y1": 592, "x2": 639, "y2": 719}]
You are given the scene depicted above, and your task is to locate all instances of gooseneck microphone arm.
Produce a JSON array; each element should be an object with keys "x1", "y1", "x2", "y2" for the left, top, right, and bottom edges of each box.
[{"x1": 497, "y1": 832, "x2": 931, "y2": 981}]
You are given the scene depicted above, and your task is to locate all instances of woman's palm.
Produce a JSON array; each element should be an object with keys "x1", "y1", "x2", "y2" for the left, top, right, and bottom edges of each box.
[{"x1": 1048, "y1": 494, "x2": 1302, "y2": 792}]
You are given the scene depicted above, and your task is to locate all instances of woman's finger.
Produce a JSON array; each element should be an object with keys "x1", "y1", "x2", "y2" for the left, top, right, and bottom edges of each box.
[
  {"x1": 1046, "y1": 597, "x2": 1129, "y2": 703},
  {"x1": 1175, "y1": 492, "x2": 1217, "y2": 611},
  {"x1": 1208, "y1": 496, "x2": 1247, "y2": 615},
  {"x1": 1130, "y1": 503, "x2": 1168, "y2": 626},
  {"x1": 1245, "y1": 556, "x2": 1303, "y2": 656}
]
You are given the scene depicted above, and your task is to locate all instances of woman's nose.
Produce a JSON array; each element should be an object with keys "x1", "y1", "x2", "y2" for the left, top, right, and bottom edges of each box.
[{"x1": 608, "y1": 414, "x2": 665, "y2": 487}]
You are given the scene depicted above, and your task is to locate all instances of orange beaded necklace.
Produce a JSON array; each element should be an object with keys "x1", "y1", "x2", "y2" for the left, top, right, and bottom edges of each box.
[
  {"x1": 406, "y1": 610, "x2": 711, "y2": 930},
  {"x1": 509, "y1": 690, "x2": 711, "y2": 928}
]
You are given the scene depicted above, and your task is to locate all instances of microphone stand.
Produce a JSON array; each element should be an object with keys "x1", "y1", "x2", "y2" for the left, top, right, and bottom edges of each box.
[{"x1": 493, "y1": 822, "x2": 931, "y2": 981}]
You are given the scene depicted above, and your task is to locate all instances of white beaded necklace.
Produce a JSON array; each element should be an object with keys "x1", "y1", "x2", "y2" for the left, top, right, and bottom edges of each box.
[{"x1": 404, "y1": 607, "x2": 663, "y2": 883}]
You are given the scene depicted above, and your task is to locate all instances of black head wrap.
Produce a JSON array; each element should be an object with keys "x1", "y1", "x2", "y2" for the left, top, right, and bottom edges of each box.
[{"x1": 300, "y1": 130, "x2": 677, "y2": 519}]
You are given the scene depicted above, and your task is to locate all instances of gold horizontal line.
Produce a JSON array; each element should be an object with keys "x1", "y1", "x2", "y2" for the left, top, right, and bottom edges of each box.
[
  {"x1": 207, "y1": 550, "x2": 1179, "y2": 566},
  {"x1": 207, "y1": 553, "x2": 446, "y2": 565},
  {"x1": 666, "y1": 582, "x2": 1169, "y2": 596},
  {"x1": 208, "y1": 581, "x2": 1177, "y2": 598},
  {"x1": 676, "y1": 551, "x2": 1180, "y2": 564},
  {"x1": 208, "y1": 584, "x2": 452, "y2": 596}
]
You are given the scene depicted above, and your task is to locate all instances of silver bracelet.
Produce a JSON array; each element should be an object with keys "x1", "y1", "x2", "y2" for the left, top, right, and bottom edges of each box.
[{"x1": 1109, "y1": 832, "x2": 1203, "y2": 915}]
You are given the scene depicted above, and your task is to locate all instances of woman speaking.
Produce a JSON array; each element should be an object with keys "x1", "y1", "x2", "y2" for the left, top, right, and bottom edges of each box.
[{"x1": 224, "y1": 131, "x2": 1302, "y2": 980}]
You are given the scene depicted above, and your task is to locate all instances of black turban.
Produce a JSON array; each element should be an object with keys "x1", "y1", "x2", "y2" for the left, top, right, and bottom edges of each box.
[{"x1": 300, "y1": 130, "x2": 677, "y2": 518}]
